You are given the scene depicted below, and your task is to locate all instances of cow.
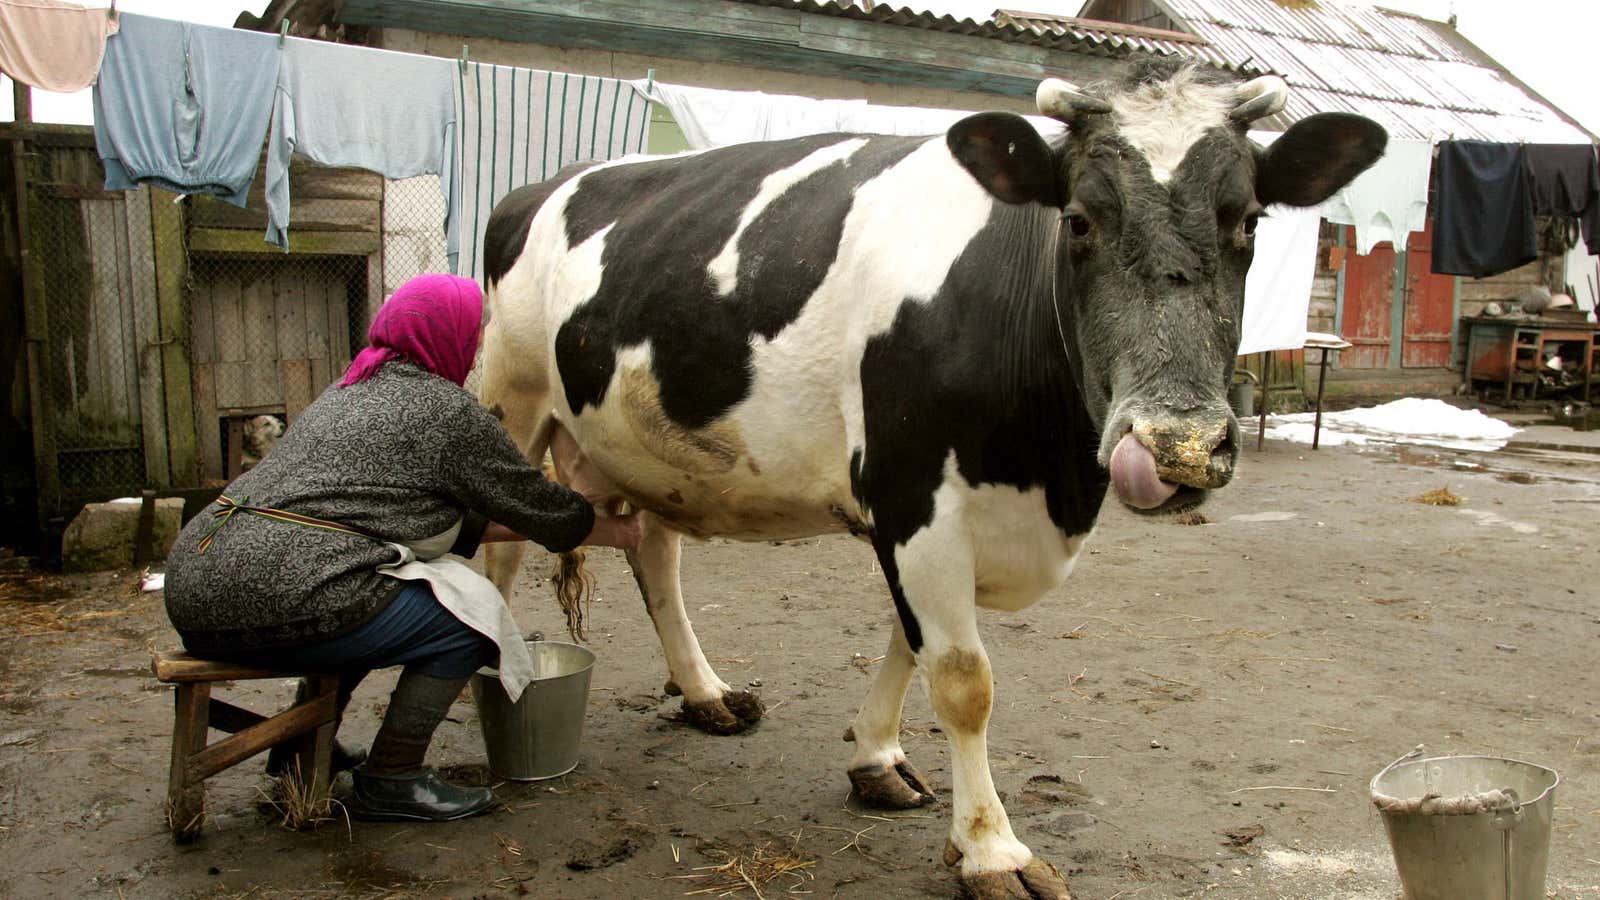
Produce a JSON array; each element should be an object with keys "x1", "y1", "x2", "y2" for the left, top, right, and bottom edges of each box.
[{"x1": 477, "y1": 61, "x2": 1385, "y2": 899}]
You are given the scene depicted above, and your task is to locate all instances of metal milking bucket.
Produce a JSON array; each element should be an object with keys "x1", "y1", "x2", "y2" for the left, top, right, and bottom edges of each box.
[
  {"x1": 471, "y1": 634, "x2": 596, "y2": 780},
  {"x1": 1370, "y1": 749, "x2": 1560, "y2": 900}
]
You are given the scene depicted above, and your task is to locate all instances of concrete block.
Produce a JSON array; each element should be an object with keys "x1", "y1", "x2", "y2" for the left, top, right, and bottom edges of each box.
[{"x1": 62, "y1": 498, "x2": 184, "y2": 573}]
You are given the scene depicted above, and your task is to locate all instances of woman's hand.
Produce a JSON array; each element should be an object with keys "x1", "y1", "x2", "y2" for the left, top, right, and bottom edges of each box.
[{"x1": 582, "y1": 512, "x2": 643, "y2": 551}]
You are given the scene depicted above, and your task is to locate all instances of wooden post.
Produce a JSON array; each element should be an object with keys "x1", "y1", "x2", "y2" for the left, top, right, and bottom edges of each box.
[
  {"x1": 150, "y1": 188, "x2": 200, "y2": 486},
  {"x1": 11, "y1": 84, "x2": 59, "y2": 525},
  {"x1": 166, "y1": 681, "x2": 212, "y2": 842}
]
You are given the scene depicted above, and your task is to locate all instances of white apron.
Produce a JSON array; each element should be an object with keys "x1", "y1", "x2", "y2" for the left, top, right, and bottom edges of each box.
[{"x1": 377, "y1": 522, "x2": 535, "y2": 701}]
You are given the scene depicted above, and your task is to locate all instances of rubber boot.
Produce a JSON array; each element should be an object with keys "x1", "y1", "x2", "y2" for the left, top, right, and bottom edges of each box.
[{"x1": 349, "y1": 668, "x2": 495, "y2": 822}]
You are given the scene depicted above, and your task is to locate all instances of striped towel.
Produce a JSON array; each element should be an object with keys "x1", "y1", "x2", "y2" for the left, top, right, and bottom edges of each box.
[{"x1": 454, "y1": 62, "x2": 653, "y2": 282}]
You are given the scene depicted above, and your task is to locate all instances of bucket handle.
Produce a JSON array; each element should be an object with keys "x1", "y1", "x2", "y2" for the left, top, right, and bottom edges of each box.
[{"x1": 1488, "y1": 788, "x2": 1523, "y2": 830}]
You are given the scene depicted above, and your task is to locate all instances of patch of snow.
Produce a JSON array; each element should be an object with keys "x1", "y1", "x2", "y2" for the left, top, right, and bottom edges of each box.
[
  {"x1": 110, "y1": 497, "x2": 142, "y2": 504},
  {"x1": 1263, "y1": 398, "x2": 1519, "y2": 452},
  {"x1": 140, "y1": 572, "x2": 165, "y2": 592},
  {"x1": 1263, "y1": 422, "x2": 1370, "y2": 446}
]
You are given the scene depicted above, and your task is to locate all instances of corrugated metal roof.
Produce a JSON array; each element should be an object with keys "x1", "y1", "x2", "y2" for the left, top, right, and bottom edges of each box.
[
  {"x1": 723, "y1": 0, "x2": 1253, "y2": 71},
  {"x1": 1154, "y1": 0, "x2": 1592, "y2": 141}
]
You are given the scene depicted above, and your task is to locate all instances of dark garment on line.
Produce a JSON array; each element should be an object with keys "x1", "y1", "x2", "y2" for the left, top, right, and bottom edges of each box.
[
  {"x1": 1525, "y1": 144, "x2": 1600, "y2": 256},
  {"x1": 210, "y1": 580, "x2": 495, "y2": 681},
  {"x1": 1432, "y1": 141, "x2": 1538, "y2": 278}
]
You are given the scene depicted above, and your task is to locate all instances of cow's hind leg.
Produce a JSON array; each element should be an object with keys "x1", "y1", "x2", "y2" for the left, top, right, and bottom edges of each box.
[
  {"x1": 877, "y1": 529, "x2": 1071, "y2": 900},
  {"x1": 478, "y1": 352, "x2": 555, "y2": 601},
  {"x1": 845, "y1": 619, "x2": 935, "y2": 809},
  {"x1": 628, "y1": 514, "x2": 763, "y2": 735}
]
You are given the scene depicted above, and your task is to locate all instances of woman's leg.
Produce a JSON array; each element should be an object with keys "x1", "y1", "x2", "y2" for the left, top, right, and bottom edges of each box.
[{"x1": 229, "y1": 581, "x2": 498, "y2": 821}]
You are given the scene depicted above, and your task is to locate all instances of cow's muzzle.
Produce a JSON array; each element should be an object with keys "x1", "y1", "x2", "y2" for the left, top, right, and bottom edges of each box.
[{"x1": 1109, "y1": 417, "x2": 1235, "y2": 512}]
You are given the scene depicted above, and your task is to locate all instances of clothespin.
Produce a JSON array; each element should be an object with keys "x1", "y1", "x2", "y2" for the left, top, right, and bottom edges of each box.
[
  {"x1": 460, "y1": 44, "x2": 469, "y2": 74},
  {"x1": 107, "y1": 0, "x2": 115, "y2": 21},
  {"x1": 279, "y1": 20, "x2": 289, "y2": 47},
  {"x1": 644, "y1": 67, "x2": 656, "y2": 97}
]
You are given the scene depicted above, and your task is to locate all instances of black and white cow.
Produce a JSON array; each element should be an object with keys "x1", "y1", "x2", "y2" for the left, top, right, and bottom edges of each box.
[{"x1": 479, "y1": 62, "x2": 1384, "y2": 899}]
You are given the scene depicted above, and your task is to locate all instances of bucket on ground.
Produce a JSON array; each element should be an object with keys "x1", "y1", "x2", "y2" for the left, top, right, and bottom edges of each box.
[
  {"x1": 1370, "y1": 751, "x2": 1559, "y2": 900},
  {"x1": 471, "y1": 638, "x2": 596, "y2": 781}
]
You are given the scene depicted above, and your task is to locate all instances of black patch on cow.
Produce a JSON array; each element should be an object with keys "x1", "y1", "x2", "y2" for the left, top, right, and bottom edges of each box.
[
  {"x1": 482, "y1": 162, "x2": 600, "y2": 288},
  {"x1": 554, "y1": 135, "x2": 921, "y2": 429},
  {"x1": 851, "y1": 202, "x2": 1109, "y2": 652}
]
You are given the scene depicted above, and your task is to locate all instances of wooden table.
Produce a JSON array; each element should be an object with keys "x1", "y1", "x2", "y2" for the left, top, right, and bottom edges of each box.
[{"x1": 1461, "y1": 316, "x2": 1600, "y2": 401}]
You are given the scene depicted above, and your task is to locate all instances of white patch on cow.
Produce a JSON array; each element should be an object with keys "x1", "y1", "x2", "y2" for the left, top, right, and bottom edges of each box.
[
  {"x1": 1112, "y1": 67, "x2": 1234, "y2": 183},
  {"x1": 740, "y1": 136, "x2": 997, "y2": 505},
  {"x1": 707, "y1": 138, "x2": 868, "y2": 297}
]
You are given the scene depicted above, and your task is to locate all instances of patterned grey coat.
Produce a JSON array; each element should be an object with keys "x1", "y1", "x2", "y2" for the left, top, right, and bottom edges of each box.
[{"x1": 164, "y1": 362, "x2": 594, "y2": 653}]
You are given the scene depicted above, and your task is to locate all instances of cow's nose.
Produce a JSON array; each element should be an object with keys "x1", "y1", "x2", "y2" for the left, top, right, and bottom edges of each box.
[
  {"x1": 1165, "y1": 268, "x2": 1192, "y2": 286},
  {"x1": 1133, "y1": 417, "x2": 1234, "y2": 490}
]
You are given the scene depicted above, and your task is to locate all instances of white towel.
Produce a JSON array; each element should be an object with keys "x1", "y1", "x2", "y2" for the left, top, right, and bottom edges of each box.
[{"x1": 455, "y1": 62, "x2": 652, "y2": 282}]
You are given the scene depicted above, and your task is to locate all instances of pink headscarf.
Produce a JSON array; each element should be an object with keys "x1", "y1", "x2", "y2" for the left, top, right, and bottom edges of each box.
[{"x1": 339, "y1": 274, "x2": 484, "y2": 388}]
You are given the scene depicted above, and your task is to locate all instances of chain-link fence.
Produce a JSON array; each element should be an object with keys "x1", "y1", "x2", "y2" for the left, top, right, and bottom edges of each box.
[{"x1": 8, "y1": 127, "x2": 451, "y2": 548}]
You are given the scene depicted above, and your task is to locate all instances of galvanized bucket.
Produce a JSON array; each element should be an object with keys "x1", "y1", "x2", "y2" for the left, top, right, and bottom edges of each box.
[
  {"x1": 1370, "y1": 751, "x2": 1559, "y2": 900},
  {"x1": 471, "y1": 637, "x2": 596, "y2": 781}
]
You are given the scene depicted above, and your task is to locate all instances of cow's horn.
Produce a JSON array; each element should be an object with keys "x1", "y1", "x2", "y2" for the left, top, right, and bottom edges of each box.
[
  {"x1": 1037, "y1": 78, "x2": 1112, "y2": 120},
  {"x1": 1231, "y1": 74, "x2": 1288, "y2": 122}
]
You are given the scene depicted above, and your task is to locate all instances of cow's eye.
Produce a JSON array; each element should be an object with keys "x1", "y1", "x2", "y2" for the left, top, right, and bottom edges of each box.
[
  {"x1": 1066, "y1": 212, "x2": 1091, "y2": 238},
  {"x1": 1242, "y1": 212, "x2": 1262, "y2": 237}
]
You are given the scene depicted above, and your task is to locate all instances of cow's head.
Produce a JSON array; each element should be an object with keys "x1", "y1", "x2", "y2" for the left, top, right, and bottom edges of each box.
[{"x1": 947, "y1": 62, "x2": 1385, "y2": 512}]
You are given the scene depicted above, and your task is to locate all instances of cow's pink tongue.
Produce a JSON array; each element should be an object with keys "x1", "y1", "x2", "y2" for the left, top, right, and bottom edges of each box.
[{"x1": 1110, "y1": 433, "x2": 1179, "y2": 509}]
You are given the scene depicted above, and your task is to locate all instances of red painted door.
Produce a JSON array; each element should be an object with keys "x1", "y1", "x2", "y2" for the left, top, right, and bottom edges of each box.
[
  {"x1": 1401, "y1": 221, "x2": 1456, "y2": 367},
  {"x1": 1340, "y1": 226, "x2": 1395, "y2": 368}
]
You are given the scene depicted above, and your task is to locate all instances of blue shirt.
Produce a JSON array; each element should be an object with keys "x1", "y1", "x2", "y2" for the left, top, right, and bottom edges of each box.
[{"x1": 93, "y1": 13, "x2": 279, "y2": 206}]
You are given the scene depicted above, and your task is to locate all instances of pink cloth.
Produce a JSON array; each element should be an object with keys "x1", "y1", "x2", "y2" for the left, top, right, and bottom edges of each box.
[
  {"x1": 0, "y1": 0, "x2": 118, "y2": 94},
  {"x1": 340, "y1": 274, "x2": 483, "y2": 388}
]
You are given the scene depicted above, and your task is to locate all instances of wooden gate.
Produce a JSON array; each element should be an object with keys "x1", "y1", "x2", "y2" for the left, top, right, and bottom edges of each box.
[
  {"x1": 1339, "y1": 224, "x2": 1459, "y2": 369},
  {"x1": 1400, "y1": 221, "x2": 1457, "y2": 368},
  {"x1": 1338, "y1": 226, "x2": 1397, "y2": 369},
  {"x1": 189, "y1": 257, "x2": 361, "y2": 482}
]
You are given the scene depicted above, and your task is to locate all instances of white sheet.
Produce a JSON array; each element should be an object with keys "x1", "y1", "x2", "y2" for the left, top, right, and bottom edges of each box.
[
  {"x1": 639, "y1": 80, "x2": 1066, "y2": 148},
  {"x1": 1239, "y1": 204, "x2": 1324, "y2": 355}
]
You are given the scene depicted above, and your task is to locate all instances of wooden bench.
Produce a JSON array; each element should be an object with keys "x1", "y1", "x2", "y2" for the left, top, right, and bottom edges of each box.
[{"x1": 151, "y1": 651, "x2": 339, "y2": 841}]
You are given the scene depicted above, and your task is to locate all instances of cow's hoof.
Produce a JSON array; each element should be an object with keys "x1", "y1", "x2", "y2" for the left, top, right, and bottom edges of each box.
[
  {"x1": 848, "y1": 760, "x2": 936, "y2": 809},
  {"x1": 681, "y1": 690, "x2": 764, "y2": 735},
  {"x1": 947, "y1": 842, "x2": 1071, "y2": 900}
]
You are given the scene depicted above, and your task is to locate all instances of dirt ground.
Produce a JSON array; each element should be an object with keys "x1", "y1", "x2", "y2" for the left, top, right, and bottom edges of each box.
[{"x1": 2, "y1": 427, "x2": 1598, "y2": 900}]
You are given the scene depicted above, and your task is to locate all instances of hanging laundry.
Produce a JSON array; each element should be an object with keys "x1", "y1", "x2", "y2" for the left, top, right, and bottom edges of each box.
[
  {"x1": 455, "y1": 62, "x2": 651, "y2": 282},
  {"x1": 1239, "y1": 203, "x2": 1323, "y2": 355},
  {"x1": 265, "y1": 37, "x2": 458, "y2": 258},
  {"x1": 92, "y1": 13, "x2": 278, "y2": 206},
  {"x1": 643, "y1": 80, "x2": 1064, "y2": 150},
  {"x1": 0, "y1": 0, "x2": 118, "y2": 94},
  {"x1": 1321, "y1": 138, "x2": 1433, "y2": 255},
  {"x1": 1524, "y1": 144, "x2": 1600, "y2": 256},
  {"x1": 1431, "y1": 141, "x2": 1537, "y2": 278}
]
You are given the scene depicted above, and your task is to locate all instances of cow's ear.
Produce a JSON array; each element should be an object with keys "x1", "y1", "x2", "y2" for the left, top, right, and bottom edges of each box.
[
  {"x1": 1255, "y1": 112, "x2": 1387, "y2": 208},
  {"x1": 947, "y1": 112, "x2": 1063, "y2": 208}
]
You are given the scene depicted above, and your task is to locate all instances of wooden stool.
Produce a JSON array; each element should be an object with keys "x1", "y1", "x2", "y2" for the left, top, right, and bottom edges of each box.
[{"x1": 151, "y1": 651, "x2": 339, "y2": 841}]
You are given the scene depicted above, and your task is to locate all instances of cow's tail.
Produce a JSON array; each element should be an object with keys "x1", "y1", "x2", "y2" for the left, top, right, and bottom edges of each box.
[
  {"x1": 541, "y1": 457, "x2": 595, "y2": 642},
  {"x1": 550, "y1": 547, "x2": 594, "y2": 642}
]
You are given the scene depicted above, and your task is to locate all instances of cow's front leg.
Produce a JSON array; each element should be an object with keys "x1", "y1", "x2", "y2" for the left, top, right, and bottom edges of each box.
[
  {"x1": 883, "y1": 530, "x2": 1071, "y2": 900},
  {"x1": 627, "y1": 513, "x2": 763, "y2": 734},
  {"x1": 845, "y1": 619, "x2": 935, "y2": 808}
]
